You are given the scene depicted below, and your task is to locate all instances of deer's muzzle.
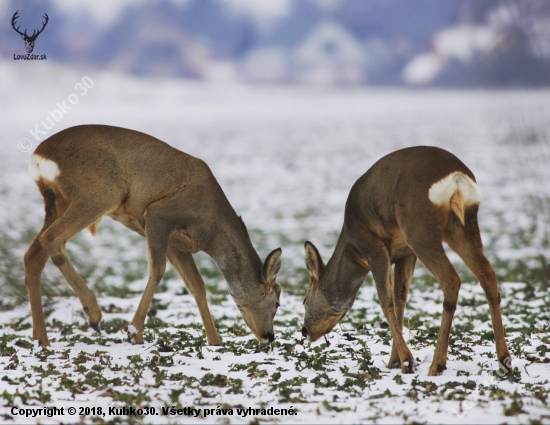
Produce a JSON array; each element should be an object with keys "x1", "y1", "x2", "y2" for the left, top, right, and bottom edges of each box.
[{"x1": 264, "y1": 332, "x2": 275, "y2": 343}]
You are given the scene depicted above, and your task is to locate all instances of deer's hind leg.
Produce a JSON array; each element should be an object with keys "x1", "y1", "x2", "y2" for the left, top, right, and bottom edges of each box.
[
  {"x1": 445, "y1": 207, "x2": 512, "y2": 373},
  {"x1": 24, "y1": 185, "x2": 68, "y2": 346},
  {"x1": 406, "y1": 238, "x2": 461, "y2": 376},
  {"x1": 399, "y1": 207, "x2": 462, "y2": 376},
  {"x1": 388, "y1": 253, "x2": 417, "y2": 369},
  {"x1": 167, "y1": 246, "x2": 222, "y2": 346},
  {"x1": 39, "y1": 196, "x2": 118, "y2": 333}
]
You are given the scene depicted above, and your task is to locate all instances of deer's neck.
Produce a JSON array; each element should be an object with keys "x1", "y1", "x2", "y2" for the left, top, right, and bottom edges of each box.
[
  {"x1": 205, "y1": 220, "x2": 262, "y2": 298},
  {"x1": 323, "y1": 229, "x2": 369, "y2": 302}
]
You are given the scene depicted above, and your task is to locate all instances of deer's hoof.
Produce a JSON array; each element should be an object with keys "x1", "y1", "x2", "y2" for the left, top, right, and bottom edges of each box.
[
  {"x1": 402, "y1": 358, "x2": 415, "y2": 374},
  {"x1": 127, "y1": 324, "x2": 143, "y2": 344},
  {"x1": 428, "y1": 363, "x2": 446, "y2": 376},
  {"x1": 33, "y1": 331, "x2": 50, "y2": 347},
  {"x1": 388, "y1": 359, "x2": 401, "y2": 369},
  {"x1": 499, "y1": 355, "x2": 513, "y2": 374},
  {"x1": 36, "y1": 339, "x2": 50, "y2": 348},
  {"x1": 130, "y1": 334, "x2": 144, "y2": 344}
]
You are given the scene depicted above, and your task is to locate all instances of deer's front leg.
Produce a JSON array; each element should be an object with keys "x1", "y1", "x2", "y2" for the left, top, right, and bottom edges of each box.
[
  {"x1": 130, "y1": 209, "x2": 171, "y2": 344},
  {"x1": 388, "y1": 254, "x2": 416, "y2": 369},
  {"x1": 369, "y1": 248, "x2": 415, "y2": 374},
  {"x1": 167, "y1": 246, "x2": 222, "y2": 346}
]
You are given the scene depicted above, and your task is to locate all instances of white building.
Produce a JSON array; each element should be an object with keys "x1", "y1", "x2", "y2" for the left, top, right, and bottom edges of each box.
[
  {"x1": 291, "y1": 21, "x2": 365, "y2": 84},
  {"x1": 242, "y1": 20, "x2": 365, "y2": 85}
]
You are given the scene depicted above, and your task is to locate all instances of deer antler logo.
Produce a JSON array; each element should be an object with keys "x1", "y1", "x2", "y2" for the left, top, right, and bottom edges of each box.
[{"x1": 12, "y1": 10, "x2": 49, "y2": 54}]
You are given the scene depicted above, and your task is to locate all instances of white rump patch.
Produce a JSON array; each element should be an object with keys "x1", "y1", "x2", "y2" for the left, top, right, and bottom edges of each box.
[
  {"x1": 428, "y1": 172, "x2": 482, "y2": 206},
  {"x1": 29, "y1": 153, "x2": 60, "y2": 182}
]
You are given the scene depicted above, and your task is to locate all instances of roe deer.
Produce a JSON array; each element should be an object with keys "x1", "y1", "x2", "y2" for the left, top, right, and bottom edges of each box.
[
  {"x1": 302, "y1": 146, "x2": 511, "y2": 376},
  {"x1": 24, "y1": 125, "x2": 282, "y2": 347}
]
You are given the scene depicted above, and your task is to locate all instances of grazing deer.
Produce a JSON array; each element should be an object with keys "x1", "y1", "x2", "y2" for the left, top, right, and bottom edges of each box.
[
  {"x1": 24, "y1": 125, "x2": 282, "y2": 347},
  {"x1": 302, "y1": 146, "x2": 511, "y2": 376}
]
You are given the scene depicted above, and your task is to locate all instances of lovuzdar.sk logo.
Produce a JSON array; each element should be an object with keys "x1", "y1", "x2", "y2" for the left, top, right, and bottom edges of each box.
[{"x1": 12, "y1": 10, "x2": 48, "y2": 60}]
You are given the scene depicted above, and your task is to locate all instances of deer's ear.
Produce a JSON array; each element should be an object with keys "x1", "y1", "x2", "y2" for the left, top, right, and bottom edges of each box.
[
  {"x1": 304, "y1": 241, "x2": 324, "y2": 282},
  {"x1": 262, "y1": 248, "x2": 282, "y2": 283},
  {"x1": 273, "y1": 283, "x2": 282, "y2": 300}
]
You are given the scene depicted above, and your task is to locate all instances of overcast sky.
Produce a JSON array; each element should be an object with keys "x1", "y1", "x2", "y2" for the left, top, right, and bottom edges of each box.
[{"x1": 50, "y1": 0, "x2": 293, "y2": 26}]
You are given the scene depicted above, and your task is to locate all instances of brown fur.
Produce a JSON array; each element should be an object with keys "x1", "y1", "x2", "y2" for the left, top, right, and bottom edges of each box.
[
  {"x1": 88, "y1": 218, "x2": 102, "y2": 236},
  {"x1": 25, "y1": 125, "x2": 282, "y2": 347},
  {"x1": 303, "y1": 146, "x2": 511, "y2": 376},
  {"x1": 450, "y1": 190, "x2": 465, "y2": 226}
]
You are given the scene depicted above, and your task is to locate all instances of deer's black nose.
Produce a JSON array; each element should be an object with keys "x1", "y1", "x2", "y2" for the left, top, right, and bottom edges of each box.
[
  {"x1": 301, "y1": 326, "x2": 308, "y2": 338},
  {"x1": 265, "y1": 332, "x2": 275, "y2": 343}
]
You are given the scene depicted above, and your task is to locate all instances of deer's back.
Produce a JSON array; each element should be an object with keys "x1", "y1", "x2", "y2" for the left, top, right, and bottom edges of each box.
[
  {"x1": 345, "y1": 146, "x2": 477, "y2": 246},
  {"x1": 36, "y1": 125, "x2": 207, "y2": 186},
  {"x1": 32, "y1": 125, "x2": 227, "y2": 220}
]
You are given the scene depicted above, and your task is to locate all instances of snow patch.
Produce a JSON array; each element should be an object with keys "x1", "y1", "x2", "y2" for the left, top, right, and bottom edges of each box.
[{"x1": 127, "y1": 324, "x2": 137, "y2": 335}]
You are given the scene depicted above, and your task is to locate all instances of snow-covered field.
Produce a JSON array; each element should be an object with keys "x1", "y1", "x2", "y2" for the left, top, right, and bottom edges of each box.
[{"x1": 1, "y1": 61, "x2": 550, "y2": 424}]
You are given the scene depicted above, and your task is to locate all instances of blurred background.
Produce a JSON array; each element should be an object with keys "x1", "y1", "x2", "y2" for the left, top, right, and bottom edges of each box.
[
  {"x1": 1, "y1": 0, "x2": 550, "y2": 86},
  {"x1": 1, "y1": 1, "x2": 549, "y2": 303}
]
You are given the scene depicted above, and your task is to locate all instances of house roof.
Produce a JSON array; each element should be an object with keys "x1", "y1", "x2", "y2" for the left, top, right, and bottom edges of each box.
[{"x1": 293, "y1": 21, "x2": 364, "y2": 66}]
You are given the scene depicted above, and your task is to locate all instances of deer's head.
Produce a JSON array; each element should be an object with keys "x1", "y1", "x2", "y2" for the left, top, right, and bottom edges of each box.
[
  {"x1": 12, "y1": 11, "x2": 49, "y2": 54},
  {"x1": 301, "y1": 241, "x2": 357, "y2": 342},
  {"x1": 232, "y1": 248, "x2": 282, "y2": 342}
]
